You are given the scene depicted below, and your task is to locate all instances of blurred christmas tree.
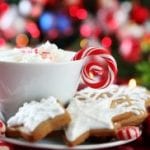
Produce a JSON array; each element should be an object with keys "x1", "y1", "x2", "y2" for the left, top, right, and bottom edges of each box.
[{"x1": 0, "y1": 0, "x2": 150, "y2": 88}]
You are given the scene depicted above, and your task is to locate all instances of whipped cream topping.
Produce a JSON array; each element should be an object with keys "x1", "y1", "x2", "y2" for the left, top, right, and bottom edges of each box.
[
  {"x1": 0, "y1": 41, "x2": 74, "y2": 63},
  {"x1": 65, "y1": 84, "x2": 148, "y2": 142},
  {"x1": 7, "y1": 96, "x2": 65, "y2": 132}
]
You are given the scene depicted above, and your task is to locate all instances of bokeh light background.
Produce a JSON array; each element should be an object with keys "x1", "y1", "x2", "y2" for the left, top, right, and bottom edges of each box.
[{"x1": 0, "y1": 0, "x2": 150, "y2": 88}]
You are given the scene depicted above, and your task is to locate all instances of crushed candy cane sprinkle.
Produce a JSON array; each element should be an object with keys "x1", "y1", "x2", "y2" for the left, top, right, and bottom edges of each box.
[{"x1": 0, "y1": 41, "x2": 74, "y2": 63}]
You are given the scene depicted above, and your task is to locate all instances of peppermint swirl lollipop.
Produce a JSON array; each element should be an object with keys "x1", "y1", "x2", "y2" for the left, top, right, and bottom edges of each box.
[{"x1": 73, "y1": 47, "x2": 118, "y2": 88}]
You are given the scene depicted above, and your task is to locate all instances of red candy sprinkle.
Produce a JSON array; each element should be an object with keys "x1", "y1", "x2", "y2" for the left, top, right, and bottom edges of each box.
[
  {"x1": 73, "y1": 47, "x2": 118, "y2": 88},
  {"x1": 116, "y1": 126, "x2": 141, "y2": 140}
]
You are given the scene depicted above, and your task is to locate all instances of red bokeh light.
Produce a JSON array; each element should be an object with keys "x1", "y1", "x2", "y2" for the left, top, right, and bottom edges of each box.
[
  {"x1": 31, "y1": 4, "x2": 42, "y2": 18},
  {"x1": 0, "y1": 2, "x2": 9, "y2": 16},
  {"x1": 119, "y1": 37, "x2": 141, "y2": 62},
  {"x1": 69, "y1": 6, "x2": 79, "y2": 17},
  {"x1": 101, "y1": 36, "x2": 112, "y2": 48},
  {"x1": 69, "y1": 6, "x2": 87, "y2": 20},
  {"x1": 131, "y1": 5, "x2": 149, "y2": 24},
  {"x1": 80, "y1": 24, "x2": 92, "y2": 37},
  {"x1": 26, "y1": 21, "x2": 40, "y2": 38},
  {"x1": 76, "y1": 8, "x2": 87, "y2": 20},
  {"x1": 48, "y1": 29, "x2": 59, "y2": 39},
  {"x1": 0, "y1": 38, "x2": 6, "y2": 46}
]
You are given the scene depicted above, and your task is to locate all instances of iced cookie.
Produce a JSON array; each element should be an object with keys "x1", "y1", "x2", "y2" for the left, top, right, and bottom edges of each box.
[
  {"x1": 75, "y1": 85, "x2": 149, "y2": 126},
  {"x1": 6, "y1": 96, "x2": 70, "y2": 142},
  {"x1": 111, "y1": 97, "x2": 148, "y2": 127},
  {"x1": 75, "y1": 84, "x2": 119, "y2": 100},
  {"x1": 65, "y1": 89, "x2": 147, "y2": 146},
  {"x1": 75, "y1": 84, "x2": 150, "y2": 107},
  {"x1": 64, "y1": 98, "x2": 119, "y2": 146},
  {"x1": 116, "y1": 85, "x2": 150, "y2": 108}
]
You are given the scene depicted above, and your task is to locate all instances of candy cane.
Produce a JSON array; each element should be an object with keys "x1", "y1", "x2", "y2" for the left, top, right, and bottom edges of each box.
[
  {"x1": 0, "y1": 120, "x2": 13, "y2": 150},
  {"x1": 0, "y1": 141, "x2": 13, "y2": 150},
  {"x1": 116, "y1": 126, "x2": 140, "y2": 140},
  {"x1": 0, "y1": 120, "x2": 6, "y2": 136},
  {"x1": 73, "y1": 47, "x2": 118, "y2": 88}
]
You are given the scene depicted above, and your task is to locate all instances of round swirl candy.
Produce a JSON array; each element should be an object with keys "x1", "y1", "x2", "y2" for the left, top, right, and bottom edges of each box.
[
  {"x1": 73, "y1": 47, "x2": 118, "y2": 88},
  {"x1": 116, "y1": 126, "x2": 141, "y2": 140}
]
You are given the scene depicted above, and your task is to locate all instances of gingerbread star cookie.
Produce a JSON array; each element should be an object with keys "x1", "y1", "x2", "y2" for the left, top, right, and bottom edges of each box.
[
  {"x1": 6, "y1": 96, "x2": 70, "y2": 142},
  {"x1": 65, "y1": 98, "x2": 115, "y2": 146},
  {"x1": 65, "y1": 84, "x2": 149, "y2": 146}
]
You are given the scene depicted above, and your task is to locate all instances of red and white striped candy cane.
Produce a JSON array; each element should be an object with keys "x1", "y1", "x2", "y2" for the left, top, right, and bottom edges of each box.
[
  {"x1": 73, "y1": 47, "x2": 118, "y2": 88},
  {"x1": 0, "y1": 120, "x2": 13, "y2": 150},
  {"x1": 0, "y1": 120, "x2": 6, "y2": 136},
  {"x1": 0, "y1": 141, "x2": 13, "y2": 150},
  {"x1": 116, "y1": 126, "x2": 141, "y2": 140}
]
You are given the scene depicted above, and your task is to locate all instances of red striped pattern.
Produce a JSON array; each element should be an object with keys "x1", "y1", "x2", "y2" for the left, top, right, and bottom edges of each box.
[
  {"x1": 116, "y1": 126, "x2": 140, "y2": 140},
  {"x1": 0, "y1": 141, "x2": 13, "y2": 150},
  {"x1": 73, "y1": 47, "x2": 118, "y2": 88},
  {"x1": 0, "y1": 120, "x2": 13, "y2": 149},
  {"x1": 0, "y1": 120, "x2": 6, "y2": 135}
]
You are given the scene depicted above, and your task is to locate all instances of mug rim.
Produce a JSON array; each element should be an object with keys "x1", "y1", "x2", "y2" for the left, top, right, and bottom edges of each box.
[{"x1": 0, "y1": 50, "x2": 84, "y2": 66}]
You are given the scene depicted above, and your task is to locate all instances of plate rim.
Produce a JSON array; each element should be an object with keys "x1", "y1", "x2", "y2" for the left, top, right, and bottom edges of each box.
[{"x1": 0, "y1": 135, "x2": 139, "y2": 150}]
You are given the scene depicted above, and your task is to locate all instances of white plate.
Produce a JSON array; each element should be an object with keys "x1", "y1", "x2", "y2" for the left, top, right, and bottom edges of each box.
[{"x1": 0, "y1": 134, "x2": 139, "y2": 150}]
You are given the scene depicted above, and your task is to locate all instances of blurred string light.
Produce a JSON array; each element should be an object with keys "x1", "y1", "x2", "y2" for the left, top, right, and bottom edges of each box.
[
  {"x1": 80, "y1": 38, "x2": 88, "y2": 48},
  {"x1": 26, "y1": 21, "x2": 40, "y2": 38},
  {"x1": 0, "y1": 5, "x2": 25, "y2": 40},
  {"x1": 16, "y1": 33, "x2": 29, "y2": 47},
  {"x1": 69, "y1": 5, "x2": 88, "y2": 20},
  {"x1": 117, "y1": 23, "x2": 144, "y2": 40},
  {"x1": 31, "y1": 3, "x2": 43, "y2": 18},
  {"x1": 0, "y1": 38, "x2": 6, "y2": 46},
  {"x1": 56, "y1": 14, "x2": 71, "y2": 32},
  {"x1": 39, "y1": 12, "x2": 55, "y2": 31},
  {"x1": 0, "y1": 1, "x2": 9, "y2": 15},
  {"x1": 101, "y1": 36, "x2": 112, "y2": 48},
  {"x1": 0, "y1": 6, "x2": 18, "y2": 30},
  {"x1": 32, "y1": 0, "x2": 49, "y2": 5},
  {"x1": 18, "y1": 0, "x2": 32, "y2": 16},
  {"x1": 76, "y1": 8, "x2": 87, "y2": 20},
  {"x1": 119, "y1": 37, "x2": 141, "y2": 62},
  {"x1": 69, "y1": 5, "x2": 78, "y2": 17},
  {"x1": 80, "y1": 24, "x2": 92, "y2": 37},
  {"x1": 48, "y1": 29, "x2": 59, "y2": 40},
  {"x1": 141, "y1": 34, "x2": 150, "y2": 52}
]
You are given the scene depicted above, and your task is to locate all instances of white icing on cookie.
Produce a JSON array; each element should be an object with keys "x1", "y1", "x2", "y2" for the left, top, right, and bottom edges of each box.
[
  {"x1": 7, "y1": 96, "x2": 65, "y2": 132},
  {"x1": 65, "y1": 98, "x2": 113, "y2": 141},
  {"x1": 117, "y1": 85, "x2": 150, "y2": 102},
  {"x1": 75, "y1": 84, "x2": 119, "y2": 100},
  {"x1": 65, "y1": 97, "x2": 146, "y2": 142},
  {"x1": 75, "y1": 84, "x2": 150, "y2": 102},
  {"x1": 65, "y1": 84, "x2": 148, "y2": 142}
]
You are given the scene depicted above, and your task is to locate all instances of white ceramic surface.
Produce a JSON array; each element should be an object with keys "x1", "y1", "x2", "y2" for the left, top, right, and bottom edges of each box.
[
  {"x1": 0, "y1": 136, "x2": 139, "y2": 150},
  {"x1": 0, "y1": 51, "x2": 84, "y2": 119}
]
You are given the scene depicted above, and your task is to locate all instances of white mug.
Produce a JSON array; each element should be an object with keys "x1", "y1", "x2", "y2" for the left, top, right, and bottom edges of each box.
[{"x1": 0, "y1": 51, "x2": 84, "y2": 119}]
